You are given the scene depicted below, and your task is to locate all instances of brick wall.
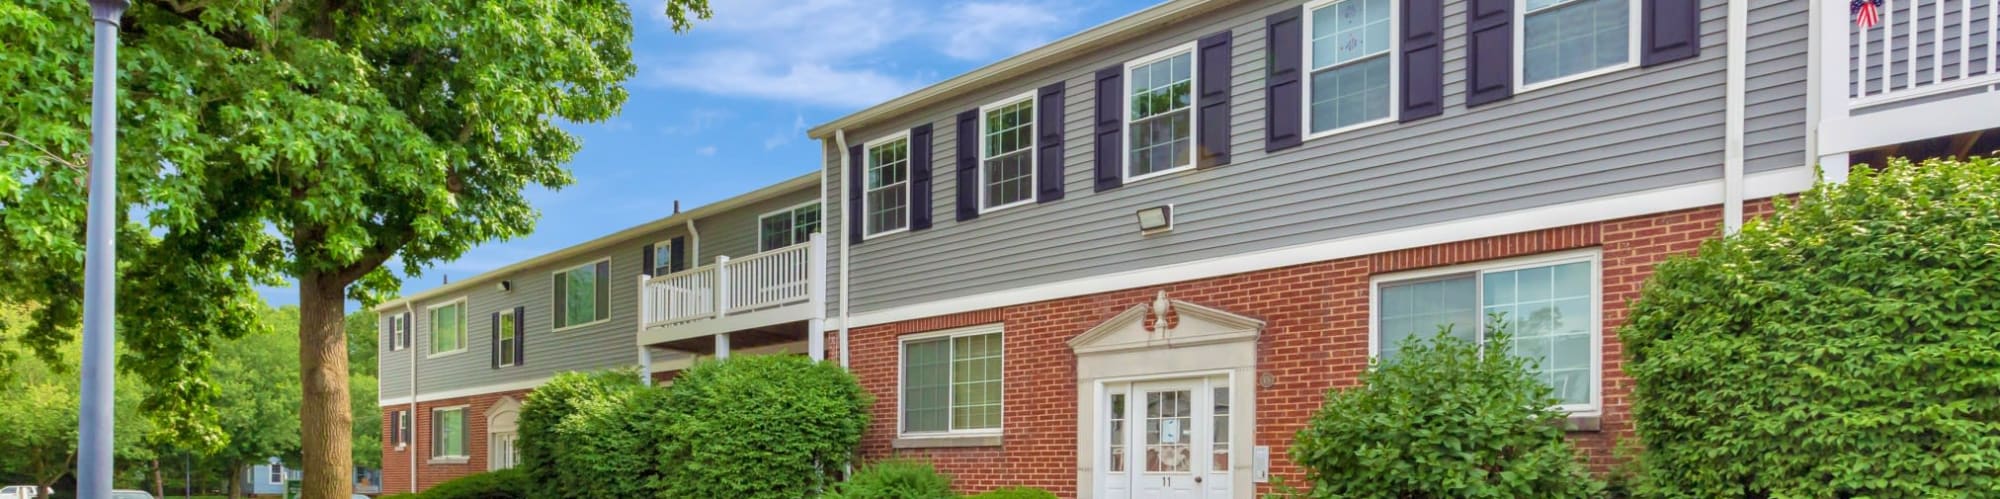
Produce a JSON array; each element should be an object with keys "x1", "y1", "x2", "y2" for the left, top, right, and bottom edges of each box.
[
  {"x1": 845, "y1": 201, "x2": 1773, "y2": 497},
  {"x1": 379, "y1": 389, "x2": 529, "y2": 495}
]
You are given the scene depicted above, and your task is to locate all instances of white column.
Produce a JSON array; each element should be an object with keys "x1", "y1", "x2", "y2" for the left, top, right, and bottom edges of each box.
[
  {"x1": 714, "y1": 255, "x2": 731, "y2": 319},
  {"x1": 1723, "y1": 0, "x2": 1747, "y2": 234},
  {"x1": 638, "y1": 346, "x2": 654, "y2": 386},
  {"x1": 1820, "y1": 153, "x2": 1852, "y2": 184},
  {"x1": 807, "y1": 233, "x2": 827, "y2": 362},
  {"x1": 716, "y1": 332, "x2": 732, "y2": 360},
  {"x1": 1813, "y1": 0, "x2": 1855, "y2": 183}
]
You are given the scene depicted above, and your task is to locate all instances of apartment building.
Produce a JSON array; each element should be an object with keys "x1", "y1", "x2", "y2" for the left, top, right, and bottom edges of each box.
[{"x1": 379, "y1": 0, "x2": 2000, "y2": 496}]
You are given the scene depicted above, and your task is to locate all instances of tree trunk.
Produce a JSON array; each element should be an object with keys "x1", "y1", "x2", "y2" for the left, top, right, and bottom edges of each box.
[
  {"x1": 226, "y1": 464, "x2": 242, "y2": 499},
  {"x1": 152, "y1": 458, "x2": 165, "y2": 498},
  {"x1": 298, "y1": 272, "x2": 354, "y2": 499}
]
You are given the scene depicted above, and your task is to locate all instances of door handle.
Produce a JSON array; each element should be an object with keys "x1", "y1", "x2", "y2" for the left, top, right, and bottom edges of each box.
[{"x1": 1195, "y1": 477, "x2": 1203, "y2": 484}]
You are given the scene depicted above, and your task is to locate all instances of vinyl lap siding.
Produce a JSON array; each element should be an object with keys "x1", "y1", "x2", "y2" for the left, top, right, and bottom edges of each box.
[
  {"x1": 694, "y1": 188, "x2": 821, "y2": 263},
  {"x1": 378, "y1": 314, "x2": 411, "y2": 399},
  {"x1": 840, "y1": 0, "x2": 1765, "y2": 315},
  {"x1": 1746, "y1": 0, "x2": 1808, "y2": 174}
]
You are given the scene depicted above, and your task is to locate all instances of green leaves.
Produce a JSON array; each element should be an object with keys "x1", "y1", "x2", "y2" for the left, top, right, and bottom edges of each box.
[
  {"x1": 824, "y1": 459, "x2": 956, "y2": 499},
  {"x1": 1623, "y1": 157, "x2": 2000, "y2": 498}
]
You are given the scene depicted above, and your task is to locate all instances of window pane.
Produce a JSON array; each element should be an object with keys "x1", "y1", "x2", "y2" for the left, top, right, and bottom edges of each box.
[
  {"x1": 1486, "y1": 261, "x2": 1594, "y2": 406},
  {"x1": 983, "y1": 100, "x2": 1036, "y2": 208},
  {"x1": 761, "y1": 212, "x2": 794, "y2": 251},
  {"x1": 1212, "y1": 386, "x2": 1230, "y2": 472},
  {"x1": 1109, "y1": 393, "x2": 1127, "y2": 472},
  {"x1": 903, "y1": 339, "x2": 951, "y2": 432},
  {"x1": 499, "y1": 314, "x2": 516, "y2": 366},
  {"x1": 1126, "y1": 51, "x2": 1194, "y2": 178},
  {"x1": 792, "y1": 203, "x2": 821, "y2": 244},
  {"x1": 1309, "y1": 55, "x2": 1392, "y2": 132},
  {"x1": 1144, "y1": 390, "x2": 1193, "y2": 473},
  {"x1": 951, "y1": 333, "x2": 1003, "y2": 430},
  {"x1": 564, "y1": 266, "x2": 596, "y2": 327},
  {"x1": 866, "y1": 139, "x2": 910, "y2": 234},
  {"x1": 1376, "y1": 275, "x2": 1477, "y2": 362},
  {"x1": 1523, "y1": 0, "x2": 1629, "y2": 85}
]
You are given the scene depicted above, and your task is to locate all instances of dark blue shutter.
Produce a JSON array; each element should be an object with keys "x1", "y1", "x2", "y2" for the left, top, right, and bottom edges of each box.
[
  {"x1": 1092, "y1": 65, "x2": 1124, "y2": 192},
  {"x1": 593, "y1": 261, "x2": 610, "y2": 320},
  {"x1": 1197, "y1": 30, "x2": 1233, "y2": 168},
  {"x1": 1641, "y1": 0, "x2": 1700, "y2": 66},
  {"x1": 847, "y1": 145, "x2": 865, "y2": 245},
  {"x1": 1401, "y1": 0, "x2": 1445, "y2": 121},
  {"x1": 1264, "y1": 7, "x2": 1304, "y2": 152},
  {"x1": 1036, "y1": 82, "x2": 1067, "y2": 202},
  {"x1": 669, "y1": 236, "x2": 686, "y2": 272},
  {"x1": 512, "y1": 306, "x2": 525, "y2": 365},
  {"x1": 489, "y1": 311, "x2": 501, "y2": 369},
  {"x1": 910, "y1": 124, "x2": 934, "y2": 231},
  {"x1": 1466, "y1": 0, "x2": 1514, "y2": 107},
  {"x1": 641, "y1": 243, "x2": 656, "y2": 276},
  {"x1": 956, "y1": 109, "x2": 981, "y2": 221}
]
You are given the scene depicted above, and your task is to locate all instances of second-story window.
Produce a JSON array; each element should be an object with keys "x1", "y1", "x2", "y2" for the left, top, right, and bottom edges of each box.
[
  {"x1": 497, "y1": 311, "x2": 518, "y2": 367},
  {"x1": 864, "y1": 136, "x2": 911, "y2": 236},
  {"x1": 980, "y1": 94, "x2": 1036, "y2": 211},
  {"x1": 554, "y1": 260, "x2": 610, "y2": 329},
  {"x1": 388, "y1": 314, "x2": 410, "y2": 352},
  {"x1": 1519, "y1": 0, "x2": 1636, "y2": 88},
  {"x1": 1125, "y1": 46, "x2": 1195, "y2": 181},
  {"x1": 427, "y1": 300, "x2": 466, "y2": 356},
  {"x1": 759, "y1": 202, "x2": 822, "y2": 252},
  {"x1": 1306, "y1": 0, "x2": 1396, "y2": 135}
]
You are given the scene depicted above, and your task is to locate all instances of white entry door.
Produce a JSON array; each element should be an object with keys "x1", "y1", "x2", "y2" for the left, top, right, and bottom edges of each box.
[
  {"x1": 489, "y1": 432, "x2": 518, "y2": 470},
  {"x1": 1102, "y1": 377, "x2": 1232, "y2": 499}
]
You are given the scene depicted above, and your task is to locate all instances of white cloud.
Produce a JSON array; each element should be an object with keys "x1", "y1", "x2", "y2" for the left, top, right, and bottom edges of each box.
[
  {"x1": 764, "y1": 114, "x2": 808, "y2": 150},
  {"x1": 647, "y1": 51, "x2": 922, "y2": 108},
  {"x1": 940, "y1": 2, "x2": 1070, "y2": 60},
  {"x1": 696, "y1": 145, "x2": 718, "y2": 156}
]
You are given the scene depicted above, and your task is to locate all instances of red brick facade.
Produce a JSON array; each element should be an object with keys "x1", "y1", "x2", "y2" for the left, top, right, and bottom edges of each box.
[
  {"x1": 840, "y1": 201, "x2": 1775, "y2": 497},
  {"x1": 379, "y1": 389, "x2": 529, "y2": 495}
]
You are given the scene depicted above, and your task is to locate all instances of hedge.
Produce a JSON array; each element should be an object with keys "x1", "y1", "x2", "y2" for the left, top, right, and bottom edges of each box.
[
  {"x1": 516, "y1": 369, "x2": 648, "y2": 498},
  {"x1": 417, "y1": 468, "x2": 530, "y2": 499},
  {"x1": 965, "y1": 486, "x2": 1059, "y2": 499},
  {"x1": 1622, "y1": 157, "x2": 2000, "y2": 497},
  {"x1": 649, "y1": 354, "x2": 872, "y2": 498},
  {"x1": 823, "y1": 459, "x2": 955, "y2": 499}
]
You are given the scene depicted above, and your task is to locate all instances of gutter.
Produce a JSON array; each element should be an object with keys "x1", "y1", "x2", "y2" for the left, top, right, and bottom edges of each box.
[{"x1": 835, "y1": 130, "x2": 852, "y2": 369}]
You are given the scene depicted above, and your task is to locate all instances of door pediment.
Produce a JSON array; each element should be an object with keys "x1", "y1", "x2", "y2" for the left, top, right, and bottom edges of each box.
[{"x1": 1068, "y1": 292, "x2": 1263, "y2": 355}]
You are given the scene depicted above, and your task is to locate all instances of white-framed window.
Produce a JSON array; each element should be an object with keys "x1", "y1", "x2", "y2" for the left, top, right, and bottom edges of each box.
[
  {"x1": 388, "y1": 314, "x2": 410, "y2": 352},
  {"x1": 1516, "y1": 0, "x2": 1640, "y2": 90},
  {"x1": 1124, "y1": 43, "x2": 1197, "y2": 182},
  {"x1": 1304, "y1": 0, "x2": 1398, "y2": 137},
  {"x1": 758, "y1": 201, "x2": 822, "y2": 252},
  {"x1": 1369, "y1": 250, "x2": 1601, "y2": 413},
  {"x1": 496, "y1": 311, "x2": 518, "y2": 367},
  {"x1": 392, "y1": 410, "x2": 412, "y2": 446},
  {"x1": 899, "y1": 324, "x2": 1004, "y2": 436},
  {"x1": 979, "y1": 92, "x2": 1037, "y2": 212},
  {"x1": 863, "y1": 134, "x2": 912, "y2": 237},
  {"x1": 552, "y1": 259, "x2": 609, "y2": 330},
  {"x1": 431, "y1": 406, "x2": 469, "y2": 460},
  {"x1": 426, "y1": 299, "x2": 468, "y2": 357},
  {"x1": 268, "y1": 463, "x2": 284, "y2": 484}
]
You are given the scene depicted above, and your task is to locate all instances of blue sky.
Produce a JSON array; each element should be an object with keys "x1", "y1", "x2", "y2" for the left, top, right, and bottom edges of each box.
[{"x1": 262, "y1": 0, "x2": 1162, "y2": 307}]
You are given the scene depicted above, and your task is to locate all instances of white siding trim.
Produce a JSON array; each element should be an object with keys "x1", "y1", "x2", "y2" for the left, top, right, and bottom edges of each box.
[{"x1": 846, "y1": 167, "x2": 1815, "y2": 329}]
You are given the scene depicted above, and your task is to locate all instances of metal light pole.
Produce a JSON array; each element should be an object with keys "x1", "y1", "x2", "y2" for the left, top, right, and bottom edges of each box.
[{"x1": 79, "y1": 1, "x2": 129, "y2": 498}]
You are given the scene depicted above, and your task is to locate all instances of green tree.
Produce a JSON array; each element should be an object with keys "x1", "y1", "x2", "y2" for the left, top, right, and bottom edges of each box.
[
  {"x1": 1622, "y1": 157, "x2": 2000, "y2": 497},
  {"x1": 0, "y1": 2, "x2": 709, "y2": 497},
  {"x1": 0, "y1": 304, "x2": 154, "y2": 495},
  {"x1": 346, "y1": 310, "x2": 381, "y2": 470},
  {"x1": 204, "y1": 305, "x2": 304, "y2": 499}
]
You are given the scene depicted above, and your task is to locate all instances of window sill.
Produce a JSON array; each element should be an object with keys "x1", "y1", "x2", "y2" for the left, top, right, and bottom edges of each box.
[
  {"x1": 428, "y1": 457, "x2": 470, "y2": 465},
  {"x1": 425, "y1": 348, "x2": 468, "y2": 360},
  {"x1": 551, "y1": 318, "x2": 610, "y2": 333},
  {"x1": 864, "y1": 227, "x2": 910, "y2": 240},
  {"x1": 892, "y1": 434, "x2": 1003, "y2": 449},
  {"x1": 1516, "y1": 62, "x2": 1637, "y2": 96},
  {"x1": 1122, "y1": 164, "x2": 1195, "y2": 185},
  {"x1": 1563, "y1": 414, "x2": 1602, "y2": 433}
]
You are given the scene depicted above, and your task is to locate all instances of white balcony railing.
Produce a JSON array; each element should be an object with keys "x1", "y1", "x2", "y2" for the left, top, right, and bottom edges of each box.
[
  {"x1": 1847, "y1": 0, "x2": 1998, "y2": 107},
  {"x1": 639, "y1": 234, "x2": 821, "y2": 329}
]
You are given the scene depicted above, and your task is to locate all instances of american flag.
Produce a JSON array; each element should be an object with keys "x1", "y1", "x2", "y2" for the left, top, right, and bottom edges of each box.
[{"x1": 1853, "y1": 0, "x2": 1883, "y2": 29}]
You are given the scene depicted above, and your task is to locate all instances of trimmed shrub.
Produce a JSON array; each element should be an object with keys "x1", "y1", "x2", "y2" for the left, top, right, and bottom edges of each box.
[
  {"x1": 965, "y1": 486, "x2": 1058, "y2": 499},
  {"x1": 1286, "y1": 330, "x2": 1601, "y2": 498},
  {"x1": 651, "y1": 354, "x2": 872, "y2": 498},
  {"x1": 824, "y1": 459, "x2": 956, "y2": 499},
  {"x1": 517, "y1": 369, "x2": 649, "y2": 498},
  {"x1": 419, "y1": 468, "x2": 530, "y2": 499},
  {"x1": 377, "y1": 494, "x2": 421, "y2": 499},
  {"x1": 1623, "y1": 157, "x2": 2000, "y2": 497}
]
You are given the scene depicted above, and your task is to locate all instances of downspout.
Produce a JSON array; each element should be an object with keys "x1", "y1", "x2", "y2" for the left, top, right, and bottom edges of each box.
[
  {"x1": 685, "y1": 219, "x2": 701, "y2": 264},
  {"x1": 1722, "y1": 0, "x2": 1748, "y2": 235},
  {"x1": 835, "y1": 129, "x2": 853, "y2": 369},
  {"x1": 403, "y1": 301, "x2": 418, "y2": 494},
  {"x1": 817, "y1": 137, "x2": 832, "y2": 361}
]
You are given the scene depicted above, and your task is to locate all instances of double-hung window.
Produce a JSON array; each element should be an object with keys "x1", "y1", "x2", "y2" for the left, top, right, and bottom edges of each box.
[
  {"x1": 864, "y1": 136, "x2": 911, "y2": 236},
  {"x1": 979, "y1": 94, "x2": 1036, "y2": 211},
  {"x1": 496, "y1": 311, "x2": 518, "y2": 367},
  {"x1": 1372, "y1": 251, "x2": 1599, "y2": 412},
  {"x1": 268, "y1": 464, "x2": 284, "y2": 484},
  {"x1": 1124, "y1": 45, "x2": 1196, "y2": 181},
  {"x1": 1518, "y1": 0, "x2": 1638, "y2": 88},
  {"x1": 1305, "y1": 0, "x2": 1396, "y2": 135},
  {"x1": 900, "y1": 325, "x2": 1003, "y2": 435},
  {"x1": 427, "y1": 300, "x2": 467, "y2": 357},
  {"x1": 392, "y1": 410, "x2": 412, "y2": 446},
  {"x1": 388, "y1": 314, "x2": 410, "y2": 352},
  {"x1": 431, "y1": 406, "x2": 468, "y2": 460},
  {"x1": 554, "y1": 260, "x2": 610, "y2": 329},
  {"x1": 759, "y1": 202, "x2": 822, "y2": 252}
]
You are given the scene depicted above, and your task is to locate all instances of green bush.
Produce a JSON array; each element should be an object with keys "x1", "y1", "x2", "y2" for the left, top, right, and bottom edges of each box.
[
  {"x1": 965, "y1": 486, "x2": 1058, "y2": 499},
  {"x1": 1622, "y1": 157, "x2": 2000, "y2": 497},
  {"x1": 1286, "y1": 330, "x2": 1601, "y2": 498},
  {"x1": 517, "y1": 369, "x2": 649, "y2": 498},
  {"x1": 377, "y1": 494, "x2": 421, "y2": 499},
  {"x1": 651, "y1": 354, "x2": 872, "y2": 498},
  {"x1": 824, "y1": 459, "x2": 956, "y2": 499},
  {"x1": 419, "y1": 468, "x2": 530, "y2": 499}
]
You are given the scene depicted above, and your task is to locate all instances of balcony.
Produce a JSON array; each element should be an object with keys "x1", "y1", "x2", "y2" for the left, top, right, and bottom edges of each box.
[
  {"x1": 635, "y1": 234, "x2": 825, "y2": 355},
  {"x1": 1819, "y1": 0, "x2": 2000, "y2": 164}
]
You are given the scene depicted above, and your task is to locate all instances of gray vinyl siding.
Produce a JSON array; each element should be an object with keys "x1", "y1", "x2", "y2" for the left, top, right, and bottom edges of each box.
[
  {"x1": 693, "y1": 188, "x2": 821, "y2": 263},
  {"x1": 379, "y1": 314, "x2": 411, "y2": 399},
  {"x1": 829, "y1": 0, "x2": 1789, "y2": 315}
]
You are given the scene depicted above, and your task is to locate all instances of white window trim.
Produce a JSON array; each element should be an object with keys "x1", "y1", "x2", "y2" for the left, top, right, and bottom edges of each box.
[
  {"x1": 424, "y1": 297, "x2": 470, "y2": 359},
  {"x1": 393, "y1": 410, "x2": 412, "y2": 449},
  {"x1": 897, "y1": 323, "x2": 1006, "y2": 438},
  {"x1": 1121, "y1": 41, "x2": 1200, "y2": 184},
  {"x1": 1301, "y1": 0, "x2": 1402, "y2": 141},
  {"x1": 1365, "y1": 248, "x2": 1603, "y2": 415},
  {"x1": 549, "y1": 258, "x2": 612, "y2": 333},
  {"x1": 977, "y1": 91, "x2": 1039, "y2": 214},
  {"x1": 267, "y1": 464, "x2": 284, "y2": 485},
  {"x1": 861, "y1": 131, "x2": 914, "y2": 238},
  {"x1": 388, "y1": 314, "x2": 409, "y2": 352},
  {"x1": 649, "y1": 240, "x2": 677, "y2": 276},
  {"x1": 1512, "y1": 0, "x2": 1643, "y2": 94},
  {"x1": 430, "y1": 405, "x2": 472, "y2": 461},
  {"x1": 496, "y1": 311, "x2": 518, "y2": 368},
  {"x1": 757, "y1": 200, "x2": 823, "y2": 251}
]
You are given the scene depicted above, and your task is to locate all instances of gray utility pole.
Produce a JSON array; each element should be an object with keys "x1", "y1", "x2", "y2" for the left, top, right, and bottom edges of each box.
[{"x1": 79, "y1": 1, "x2": 129, "y2": 498}]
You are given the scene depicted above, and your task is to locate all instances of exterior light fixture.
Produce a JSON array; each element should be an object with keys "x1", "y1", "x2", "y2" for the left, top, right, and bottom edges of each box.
[
  {"x1": 496, "y1": 280, "x2": 513, "y2": 292},
  {"x1": 1136, "y1": 204, "x2": 1173, "y2": 235}
]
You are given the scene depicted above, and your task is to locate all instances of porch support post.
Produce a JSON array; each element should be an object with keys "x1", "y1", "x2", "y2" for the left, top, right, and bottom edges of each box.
[
  {"x1": 807, "y1": 233, "x2": 827, "y2": 362},
  {"x1": 714, "y1": 255, "x2": 731, "y2": 319},
  {"x1": 637, "y1": 346, "x2": 653, "y2": 386},
  {"x1": 715, "y1": 333, "x2": 731, "y2": 360},
  {"x1": 636, "y1": 274, "x2": 652, "y2": 386},
  {"x1": 1811, "y1": 0, "x2": 1853, "y2": 184}
]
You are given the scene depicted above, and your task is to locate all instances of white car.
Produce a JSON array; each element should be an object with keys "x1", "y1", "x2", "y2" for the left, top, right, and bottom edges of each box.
[
  {"x1": 0, "y1": 486, "x2": 41, "y2": 499},
  {"x1": 111, "y1": 490, "x2": 156, "y2": 499}
]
